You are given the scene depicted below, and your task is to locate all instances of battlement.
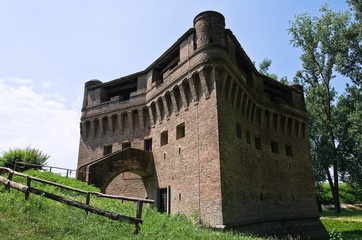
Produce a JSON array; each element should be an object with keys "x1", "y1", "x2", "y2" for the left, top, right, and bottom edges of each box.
[{"x1": 81, "y1": 11, "x2": 305, "y2": 121}]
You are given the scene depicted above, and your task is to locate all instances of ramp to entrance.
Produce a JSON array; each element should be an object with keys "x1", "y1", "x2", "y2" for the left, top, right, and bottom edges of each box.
[{"x1": 77, "y1": 148, "x2": 153, "y2": 192}]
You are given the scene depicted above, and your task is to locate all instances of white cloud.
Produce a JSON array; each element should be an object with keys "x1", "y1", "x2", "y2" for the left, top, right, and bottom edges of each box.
[
  {"x1": 8, "y1": 77, "x2": 33, "y2": 84},
  {"x1": 0, "y1": 78, "x2": 81, "y2": 172},
  {"x1": 42, "y1": 80, "x2": 51, "y2": 90}
]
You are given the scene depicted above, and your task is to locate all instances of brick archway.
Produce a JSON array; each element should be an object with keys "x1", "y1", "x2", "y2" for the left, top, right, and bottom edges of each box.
[{"x1": 77, "y1": 148, "x2": 153, "y2": 192}]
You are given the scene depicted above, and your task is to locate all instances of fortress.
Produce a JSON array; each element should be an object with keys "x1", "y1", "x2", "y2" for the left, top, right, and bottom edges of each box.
[{"x1": 77, "y1": 11, "x2": 327, "y2": 238}]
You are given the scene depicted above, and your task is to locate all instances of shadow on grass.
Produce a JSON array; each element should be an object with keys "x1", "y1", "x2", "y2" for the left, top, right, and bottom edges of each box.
[
  {"x1": 320, "y1": 209, "x2": 362, "y2": 218},
  {"x1": 342, "y1": 229, "x2": 362, "y2": 239}
]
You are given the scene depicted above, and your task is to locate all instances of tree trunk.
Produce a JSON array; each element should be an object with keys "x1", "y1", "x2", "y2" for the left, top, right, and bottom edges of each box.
[
  {"x1": 325, "y1": 166, "x2": 341, "y2": 213},
  {"x1": 332, "y1": 161, "x2": 341, "y2": 213}
]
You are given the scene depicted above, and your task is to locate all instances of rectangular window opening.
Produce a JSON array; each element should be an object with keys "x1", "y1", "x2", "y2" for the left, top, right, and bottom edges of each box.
[
  {"x1": 255, "y1": 137, "x2": 262, "y2": 150},
  {"x1": 246, "y1": 130, "x2": 251, "y2": 144},
  {"x1": 159, "y1": 188, "x2": 167, "y2": 213},
  {"x1": 286, "y1": 145, "x2": 293, "y2": 157},
  {"x1": 271, "y1": 141, "x2": 279, "y2": 153},
  {"x1": 103, "y1": 145, "x2": 112, "y2": 156},
  {"x1": 236, "y1": 122, "x2": 242, "y2": 139},
  {"x1": 122, "y1": 142, "x2": 131, "y2": 149},
  {"x1": 176, "y1": 123, "x2": 185, "y2": 139},
  {"x1": 144, "y1": 138, "x2": 152, "y2": 151},
  {"x1": 161, "y1": 130, "x2": 168, "y2": 146}
]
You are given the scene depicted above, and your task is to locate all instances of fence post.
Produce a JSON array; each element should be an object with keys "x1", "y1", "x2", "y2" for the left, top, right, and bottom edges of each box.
[
  {"x1": 134, "y1": 201, "x2": 143, "y2": 234},
  {"x1": 66, "y1": 170, "x2": 69, "y2": 178},
  {"x1": 5, "y1": 171, "x2": 14, "y2": 191},
  {"x1": 85, "y1": 192, "x2": 91, "y2": 217},
  {"x1": 25, "y1": 176, "x2": 31, "y2": 201}
]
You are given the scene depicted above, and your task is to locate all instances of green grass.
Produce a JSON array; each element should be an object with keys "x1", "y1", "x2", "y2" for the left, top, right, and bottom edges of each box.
[
  {"x1": 0, "y1": 170, "x2": 265, "y2": 240},
  {"x1": 319, "y1": 208, "x2": 362, "y2": 240},
  {"x1": 0, "y1": 170, "x2": 361, "y2": 239}
]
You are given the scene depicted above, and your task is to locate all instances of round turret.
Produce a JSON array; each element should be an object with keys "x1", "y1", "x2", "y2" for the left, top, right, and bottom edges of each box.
[
  {"x1": 82, "y1": 79, "x2": 103, "y2": 110},
  {"x1": 288, "y1": 82, "x2": 304, "y2": 93},
  {"x1": 85, "y1": 79, "x2": 103, "y2": 89},
  {"x1": 193, "y1": 11, "x2": 226, "y2": 49}
]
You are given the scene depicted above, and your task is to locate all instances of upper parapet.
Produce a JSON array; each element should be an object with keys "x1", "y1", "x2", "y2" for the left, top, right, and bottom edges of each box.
[{"x1": 81, "y1": 11, "x2": 306, "y2": 116}]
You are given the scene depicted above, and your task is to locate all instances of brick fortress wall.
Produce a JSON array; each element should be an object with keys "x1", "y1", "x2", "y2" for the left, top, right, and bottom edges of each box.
[{"x1": 77, "y1": 11, "x2": 327, "y2": 237}]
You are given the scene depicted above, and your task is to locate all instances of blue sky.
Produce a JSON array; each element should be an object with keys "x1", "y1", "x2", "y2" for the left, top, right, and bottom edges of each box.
[{"x1": 0, "y1": 0, "x2": 351, "y2": 172}]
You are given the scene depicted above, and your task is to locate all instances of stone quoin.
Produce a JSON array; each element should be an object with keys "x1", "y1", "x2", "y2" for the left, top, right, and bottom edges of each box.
[{"x1": 76, "y1": 11, "x2": 328, "y2": 238}]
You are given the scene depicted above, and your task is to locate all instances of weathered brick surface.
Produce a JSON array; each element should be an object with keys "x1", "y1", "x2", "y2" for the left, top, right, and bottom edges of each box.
[{"x1": 77, "y1": 11, "x2": 327, "y2": 238}]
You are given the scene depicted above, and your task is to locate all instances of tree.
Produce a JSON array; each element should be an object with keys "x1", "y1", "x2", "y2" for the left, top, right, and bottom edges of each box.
[
  {"x1": 258, "y1": 58, "x2": 289, "y2": 84},
  {"x1": 336, "y1": 0, "x2": 362, "y2": 85},
  {"x1": 337, "y1": 85, "x2": 362, "y2": 187},
  {"x1": 0, "y1": 146, "x2": 49, "y2": 172},
  {"x1": 288, "y1": 3, "x2": 357, "y2": 213}
]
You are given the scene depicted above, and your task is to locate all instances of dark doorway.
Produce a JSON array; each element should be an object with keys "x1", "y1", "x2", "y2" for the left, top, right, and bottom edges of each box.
[
  {"x1": 159, "y1": 188, "x2": 167, "y2": 213},
  {"x1": 145, "y1": 138, "x2": 152, "y2": 151}
]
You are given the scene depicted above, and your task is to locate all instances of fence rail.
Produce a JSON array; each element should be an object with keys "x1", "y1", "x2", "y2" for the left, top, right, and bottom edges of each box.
[
  {"x1": 0, "y1": 166, "x2": 154, "y2": 234},
  {"x1": 14, "y1": 162, "x2": 81, "y2": 178}
]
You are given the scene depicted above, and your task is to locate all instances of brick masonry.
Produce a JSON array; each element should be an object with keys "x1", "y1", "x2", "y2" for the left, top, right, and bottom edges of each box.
[{"x1": 76, "y1": 11, "x2": 328, "y2": 238}]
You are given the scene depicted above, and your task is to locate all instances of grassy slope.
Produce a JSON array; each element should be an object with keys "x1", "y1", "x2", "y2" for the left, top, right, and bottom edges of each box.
[
  {"x1": 0, "y1": 170, "x2": 361, "y2": 239},
  {"x1": 317, "y1": 183, "x2": 362, "y2": 205},
  {"x1": 0, "y1": 170, "x2": 264, "y2": 240}
]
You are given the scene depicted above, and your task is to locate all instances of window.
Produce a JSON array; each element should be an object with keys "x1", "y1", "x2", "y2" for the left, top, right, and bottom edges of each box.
[
  {"x1": 122, "y1": 142, "x2": 131, "y2": 149},
  {"x1": 161, "y1": 131, "x2": 168, "y2": 146},
  {"x1": 103, "y1": 145, "x2": 112, "y2": 156},
  {"x1": 271, "y1": 142, "x2": 279, "y2": 153},
  {"x1": 176, "y1": 123, "x2": 185, "y2": 139},
  {"x1": 286, "y1": 145, "x2": 293, "y2": 156},
  {"x1": 255, "y1": 137, "x2": 262, "y2": 150},
  {"x1": 246, "y1": 130, "x2": 251, "y2": 144},
  {"x1": 236, "y1": 123, "x2": 242, "y2": 139},
  {"x1": 144, "y1": 138, "x2": 152, "y2": 151},
  {"x1": 159, "y1": 188, "x2": 167, "y2": 213}
]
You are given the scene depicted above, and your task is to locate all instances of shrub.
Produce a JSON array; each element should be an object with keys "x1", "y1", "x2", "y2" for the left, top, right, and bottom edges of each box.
[
  {"x1": 316, "y1": 183, "x2": 362, "y2": 205},
  {"x1": 0, "y1": 146, "x2": 49, "y2": 171}
]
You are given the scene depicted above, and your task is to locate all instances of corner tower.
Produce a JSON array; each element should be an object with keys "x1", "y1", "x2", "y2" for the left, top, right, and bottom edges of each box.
[{"x1": 193, "y1": 11, "x2": 226, "y2": 49}]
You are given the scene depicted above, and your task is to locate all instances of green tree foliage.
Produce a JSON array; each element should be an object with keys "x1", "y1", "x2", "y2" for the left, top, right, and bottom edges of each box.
[
  {"x1": 0, "y1": 146, "x2": 49, "y2": 171},
  {"x1": 288, "y1": 3, "x2": 360, "y2": 213},
  {"x1": 258, "y1": 58, "x2": 289, "y2": 84},
  {"x1": 337, "y1": 85, "x2": 362, "y2": 187},
  {"x1": 336, "y1": 0, "x2": 362, "y2": 85}
]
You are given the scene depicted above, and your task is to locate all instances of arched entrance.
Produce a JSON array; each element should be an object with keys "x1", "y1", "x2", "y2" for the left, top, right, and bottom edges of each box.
[
  {"x1": 77, "y1": 148, "x2": 153, "y2": 193},
  {"x1": 106, "y1": 172, "x2": 147, "y2": 198}
]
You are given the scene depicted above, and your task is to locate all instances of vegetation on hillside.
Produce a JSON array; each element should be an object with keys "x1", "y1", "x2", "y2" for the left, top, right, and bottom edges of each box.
[
  {"x1": 0, "y1": 146, "x2": 49, "y2": 171},
  {"x1": 0, "y1": 170, "x2": 267, "y2": 240},
  {"x1": 316, "y1": 183, "x2": 362, "y2": 205},
  {"x1": 1, "y1": 170, "x2": 361, "y2": 239}
]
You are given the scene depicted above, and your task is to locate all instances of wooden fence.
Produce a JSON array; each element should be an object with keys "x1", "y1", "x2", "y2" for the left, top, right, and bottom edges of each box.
[
  {"x1": 14, "y1": 162, "x2": 79, "y2": 178},
  {"x1": 0, "y1": 166, "x2": 154, "y2": 234}
]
